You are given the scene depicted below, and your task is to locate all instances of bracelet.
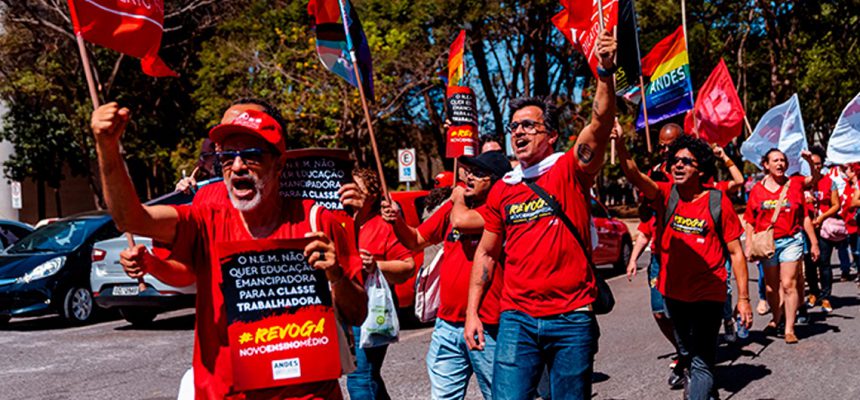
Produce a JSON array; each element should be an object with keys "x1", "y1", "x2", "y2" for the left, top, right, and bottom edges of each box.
[
  {"x1": 724, "y1": 159, "x2": 735, "y2": 168},
  {"x1": 738, "y1": 297, "x2": 750, "y2": 302},
  {"x1": 597, "y1": 65, "x2": 618, "y2": 78}
]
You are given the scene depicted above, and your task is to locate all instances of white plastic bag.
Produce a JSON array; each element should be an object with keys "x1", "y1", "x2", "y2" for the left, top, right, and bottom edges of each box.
[{"x1": 359, "y1": 269, "x2": 399, "y2": 348}]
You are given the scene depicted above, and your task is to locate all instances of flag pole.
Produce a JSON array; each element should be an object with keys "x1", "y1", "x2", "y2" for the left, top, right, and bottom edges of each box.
[
  {"x1": 336, "y1": 0, "x2": 389, "y2": 200},
  {"x1": 596, "y1": 0, "x2": 618, "y2": 165},
  {"x1": 348, "y1": 51, "x2": 389, "y2": 200},
  {"x1": 75, "y1": 33, "x2": 146, "y2": 293},
  {"x1": 743, "y1": 114, "x2": 754, "y2": 137},
  {"x1": 453, "y1": 159, "x2": 459, "y2": 187},
  {"x1": 639, "y1": 76, "x2": 653, "y2": 152}
]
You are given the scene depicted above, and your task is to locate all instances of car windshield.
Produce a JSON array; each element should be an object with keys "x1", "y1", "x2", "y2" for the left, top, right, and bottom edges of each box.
[{"x1": 6, "y1": 218, "x2": 105, "y2": 254}]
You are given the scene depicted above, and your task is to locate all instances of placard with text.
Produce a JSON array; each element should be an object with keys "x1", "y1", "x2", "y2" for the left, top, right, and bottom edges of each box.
[
  {"x1": 446, "y1": 86, "x2": 479, "y2": 158},
  {"x1": 280, "y1": 148, "x2": 353, "y2": 212},
  {"x1": 217, "y1": 238, "x2": 341, "y2": 391}
]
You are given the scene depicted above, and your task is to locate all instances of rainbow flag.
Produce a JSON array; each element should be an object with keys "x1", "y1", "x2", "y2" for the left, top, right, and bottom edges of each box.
[
  {"x1": 636, "y1": 26, "x2": 693, "y2": 130},
  {"x1": 309, "y1": 0, "x2": 374, "y2": 99},
  {"x1": 448, "y1": 30, "x2": 466, "y2": 87}
]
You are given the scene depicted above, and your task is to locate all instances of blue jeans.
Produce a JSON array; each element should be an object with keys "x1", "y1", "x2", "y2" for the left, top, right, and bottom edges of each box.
[
  {"x1": 648, "y1": 255, "x2": 666, "y2": 314},
  {"x1": 665, "y1": 298, "x2": 723, "y2": 400},
  {"x1": 723, "y1": 262, "x2": 733, "y2": 320},
  {"x1": 426, "y1": 319, "x2": 496, "y2": 399},
  {"x1": 757, "y1": 262, "x2": 766, "y2": 302},
  {"x1": 347, "y1": 326, "x2": 391, "y2": 400},
  {"x1": 492, "y1": 310, "x2": 599, "y2": 400}
]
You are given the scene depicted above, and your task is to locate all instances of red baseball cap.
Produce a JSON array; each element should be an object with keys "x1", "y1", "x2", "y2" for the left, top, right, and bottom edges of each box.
[
  {"x1": 209, "y1": 109, "x2": 285, "y2": 153},
  {"x1": 434, "y1": 171, "x2": 454, "y2": 188}
]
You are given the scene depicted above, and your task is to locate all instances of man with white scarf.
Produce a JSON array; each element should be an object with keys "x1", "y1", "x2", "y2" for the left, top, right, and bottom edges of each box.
[{"x1": 463, "y1": 29, "x2": 617, "y2": 400}]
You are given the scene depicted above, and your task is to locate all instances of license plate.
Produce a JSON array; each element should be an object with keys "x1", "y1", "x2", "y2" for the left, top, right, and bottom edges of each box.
[{"x1": 112, "y1": 286, "x2": 140, "y2": 296}]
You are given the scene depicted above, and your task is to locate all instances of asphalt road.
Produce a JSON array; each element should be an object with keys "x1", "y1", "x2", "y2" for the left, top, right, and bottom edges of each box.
[{"x1": 2, "y1": 244, "x2": 859, "y2": 399}]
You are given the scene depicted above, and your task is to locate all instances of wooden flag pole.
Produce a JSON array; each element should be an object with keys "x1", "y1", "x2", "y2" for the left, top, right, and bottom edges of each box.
[
  {"x1": 639, "y1": 76, "x2": 653, "y2": 152},
  {"x1": 596, "y1": 0, "x2": 618, "y2": 165},
  {"x1": 743, "y1": 114, "x2": 754, "y2": 137},
  {"x1": 452, "y1": 159, "x2": 459, "y2": 187},
  {"x1": 348, "y1": 50, "x2": 389, "y2": 200},
  {"x1": 76, "y1": 34, "x2": 146, "y2": 293}
]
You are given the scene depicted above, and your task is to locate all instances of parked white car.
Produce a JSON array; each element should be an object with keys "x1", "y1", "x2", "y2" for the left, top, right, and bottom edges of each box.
[
  {"x1": 91, "y1": 235, "x2": 196, "y2": 326},
  {"x1": 89, "y1": 188, "x2": 204, "y2": 326}
]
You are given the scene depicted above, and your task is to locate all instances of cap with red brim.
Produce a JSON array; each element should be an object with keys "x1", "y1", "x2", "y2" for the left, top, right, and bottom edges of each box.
[{"x1": 209, "y1": 109, "x2": 285, "y2": 153}]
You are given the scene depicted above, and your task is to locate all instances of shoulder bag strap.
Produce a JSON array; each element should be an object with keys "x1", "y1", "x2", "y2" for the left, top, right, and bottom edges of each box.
[
  {"x1": 769, "y1": 180, "x2": 791, "y2": 228},
  {"x1": 523, "y1": 180, "x2": 596, "y2": 271}
]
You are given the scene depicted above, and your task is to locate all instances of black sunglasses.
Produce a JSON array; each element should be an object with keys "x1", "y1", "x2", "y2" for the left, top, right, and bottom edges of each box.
[
  {"x1": 466, "y1": 168, "x2": 492, "y2": 179},
  {"x1": 671, "y1": 156, "x2": 698, "y2": 167},
  {"x1": 216, "y1": 148, "x2": 270, "y2": 168}
]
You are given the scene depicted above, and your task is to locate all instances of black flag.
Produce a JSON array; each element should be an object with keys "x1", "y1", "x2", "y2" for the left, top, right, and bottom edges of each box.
[{"x1": 614, "y1": 0, "x2": 642, "y2": 98}]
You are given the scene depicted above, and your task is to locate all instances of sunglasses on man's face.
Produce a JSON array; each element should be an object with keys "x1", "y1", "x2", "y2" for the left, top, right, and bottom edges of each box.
[
  {"x1": 671, "y1": 156, "x2": 698, "y2": 168},
  {"x1": 465, "y1": 168, "x2": 492, "y2": 179},
  {"x1": 216, "y1": 148, "x2": 270, "y2": 168}
]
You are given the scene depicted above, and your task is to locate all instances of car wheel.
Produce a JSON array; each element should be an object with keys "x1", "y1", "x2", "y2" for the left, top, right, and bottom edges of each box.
[
  {"x1": 119, "y1": 308, "x2": 157, "y2": 327},
  {"x1": 613, "y1": 237, "x2": 632, "y2": 272},
  {"x1": 62, "y1": 286, "x2": 96, "y2": 325}
]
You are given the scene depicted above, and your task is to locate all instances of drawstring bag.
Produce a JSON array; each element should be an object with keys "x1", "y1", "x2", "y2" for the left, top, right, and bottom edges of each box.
[{"x1": 359, "y1": 269, "x2": 400, "y2": 348}]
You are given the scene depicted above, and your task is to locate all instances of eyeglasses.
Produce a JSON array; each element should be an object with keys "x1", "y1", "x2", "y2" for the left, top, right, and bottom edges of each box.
[
  {"x1": 671, "y1": 156, "x2": 698, "y2": 167},
  {"x1": 507, "y1": 119, "x2": 546, "y2": 135},
  {"x1": 216, "y1": 148, "x2": 270, "y2": 168}
]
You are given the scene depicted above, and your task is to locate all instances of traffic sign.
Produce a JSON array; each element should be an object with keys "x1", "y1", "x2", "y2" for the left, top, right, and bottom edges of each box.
[
  {"x1": 10, "y1": 181, "x2": 21, "y2": 209},
  {"x1": 398, "y1": 148, "x2": 417, "y2": 183}
]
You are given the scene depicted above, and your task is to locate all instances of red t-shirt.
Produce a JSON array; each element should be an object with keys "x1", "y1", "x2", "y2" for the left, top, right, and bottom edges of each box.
[
  {"x1": 744, "y1": 176, "x2": 806, "y2": 239},
  {"x1": 358, "y1": 214, "x2": 413, "y2": 270},
  {"x1": 194, "y1": 180, "x2": 229, "y2": 207},
  {"x1": 842, "y1": 184, "x2": 858, "y2": 234},
  {"x1": 482, "y1": 152, "x2": 596, "y2": 317},
  {"x1": 637, "y1": 219, "x2": 658, "y2": 254},
  {"x1": 704, "y1": 180, "x2": 731, "y2": 194},
  {"x1": 654, "y1": 183, "x2": 744, "y2": 303},
  {"x1": 416, "y1": 202, "x2": 503, "y2": 324},
  {"x1": 153, "y1": 182, "x2": 229, "y2": 264},
  {"x1": 171, "y1": 199, "x2": 360, "y2": 400},
  {"x1": 815, "y1": 175, "x2": 835, "y2": 215}
]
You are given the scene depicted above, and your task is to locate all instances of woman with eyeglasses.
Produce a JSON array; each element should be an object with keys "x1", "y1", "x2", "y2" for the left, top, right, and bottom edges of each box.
[
  {"x1": 615, "y1": 132, "x2": 751, "y2": 400},
  {"x1": 744, "y1": 149, "x2": 820, "y2": 344}
]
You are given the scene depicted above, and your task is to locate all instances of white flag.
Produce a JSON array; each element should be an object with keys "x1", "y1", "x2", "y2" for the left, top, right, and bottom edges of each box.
[
  {"x1": 826, "y1": 92, "x2": 860, "y2": 165},
  {"x1": 741, "y1": 94, "x2": 811, "y2": 176}
]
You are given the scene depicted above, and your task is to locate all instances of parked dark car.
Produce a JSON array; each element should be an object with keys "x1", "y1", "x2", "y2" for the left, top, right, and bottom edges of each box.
[
  {"x1": 0, "y1": 220, "x2": 34, "y2": 250},
  {"x1": 0, "y1": 212, "x2": 120, "y2": 326}
]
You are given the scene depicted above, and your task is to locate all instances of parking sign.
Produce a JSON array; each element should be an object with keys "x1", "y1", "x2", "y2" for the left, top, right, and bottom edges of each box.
[{"x1": 398, "y1": 149, "x2": 416, "y2": 183}]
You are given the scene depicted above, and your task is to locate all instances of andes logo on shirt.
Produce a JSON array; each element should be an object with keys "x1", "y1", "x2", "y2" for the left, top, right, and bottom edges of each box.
[
  {"x1": 670, "y1": 214, "x2": 707, "y2": 235},
  {"x1": 505, "y1": 197, "x2": 554, "y2": 225},
  {"x1": 760, "y1": 199, "x2": 791, "y2": 210}
]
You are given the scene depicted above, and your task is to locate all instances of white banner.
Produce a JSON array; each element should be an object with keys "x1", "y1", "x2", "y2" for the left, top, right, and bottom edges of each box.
[
  {"x1": 826, "y1": 91, "x2": 860, "y2": 165},
  {"x1": 740, "y1": 94, "x2": 811, "y2": 176}
]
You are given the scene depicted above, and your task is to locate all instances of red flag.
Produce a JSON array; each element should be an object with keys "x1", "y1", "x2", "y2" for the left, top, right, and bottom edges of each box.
[
  {"x1": 553, "y1": 0, "x2": 618, "y2": 79},
  {"x1": 448, "y1": 30, "x2": 466, "y2": 87},
  {"x1": 684, "y1": 59, "x2": 745, "y2": 146},
  {"x1": 67, "y1": 0, "x2": 177, "y2": 77}
]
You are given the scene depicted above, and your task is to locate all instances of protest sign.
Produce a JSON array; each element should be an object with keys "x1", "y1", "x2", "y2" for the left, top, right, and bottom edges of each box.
[
  {"x1": 446, "y1": 86, "x2": 479, "y2": 158},
  {"x1": 218, "y1": 238, "x2": 342, "y2": 391},
  {"x1": 280, "y1": 148, "x2": 353, "y2": 212}
]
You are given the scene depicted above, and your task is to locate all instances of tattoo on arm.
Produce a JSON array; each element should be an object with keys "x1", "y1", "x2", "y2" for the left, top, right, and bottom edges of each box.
[
  {"x1": 480, "y1": 265, "x2": 490, "y2": 284},
  {"x1": 577, "y1": 143, "x2": 594, "y2": 164}
]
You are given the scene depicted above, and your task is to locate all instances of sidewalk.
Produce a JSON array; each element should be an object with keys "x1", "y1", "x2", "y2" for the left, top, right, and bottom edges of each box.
[{"x1": 593, "y1": 251, "x2": 860, "y2": 399}]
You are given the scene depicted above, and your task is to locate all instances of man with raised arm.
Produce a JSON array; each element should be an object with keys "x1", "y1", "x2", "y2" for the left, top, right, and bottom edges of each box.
[
  {"x1": 463, "y1": 29, "x2": 617, "y2": 399},
  {"x1": 92, "y1": 101, "x2": 366, "y2": 399}
]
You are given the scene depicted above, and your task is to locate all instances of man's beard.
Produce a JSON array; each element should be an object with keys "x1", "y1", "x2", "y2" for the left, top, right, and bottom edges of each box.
[{"x1": 226, "y1": 173, "x2": 269, "y2": 211}]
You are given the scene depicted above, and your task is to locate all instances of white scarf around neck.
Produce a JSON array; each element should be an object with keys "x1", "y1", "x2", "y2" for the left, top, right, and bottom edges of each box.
[{"x1": 502, "y1": 152, "x2": 564, "y2": 184}]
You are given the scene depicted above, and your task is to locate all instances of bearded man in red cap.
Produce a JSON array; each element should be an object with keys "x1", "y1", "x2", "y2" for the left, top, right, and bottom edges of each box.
[{"x1": 91, "y1": 101, "x2": 366, "y2": 399}]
